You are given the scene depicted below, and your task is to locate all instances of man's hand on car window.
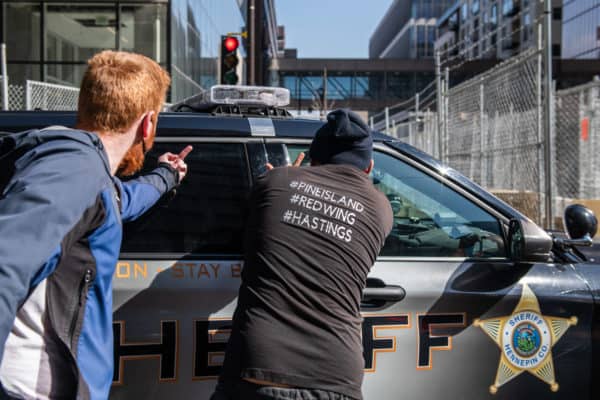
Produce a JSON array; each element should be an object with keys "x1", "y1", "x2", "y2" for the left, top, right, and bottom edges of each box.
[
  {"x1": 158, "y1": 145, "x2": 193, "y2": 182},
  {"x1": 266, "y1": 152, "x2": 305, "y2": 171}
]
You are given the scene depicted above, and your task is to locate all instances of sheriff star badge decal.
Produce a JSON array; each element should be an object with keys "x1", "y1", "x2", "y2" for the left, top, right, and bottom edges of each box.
[{"x1": 474, "y1": 284, "x2": 577, "y2": 394}]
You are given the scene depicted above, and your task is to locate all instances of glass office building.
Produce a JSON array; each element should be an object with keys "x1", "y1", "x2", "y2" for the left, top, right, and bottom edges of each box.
[
  {"x1": 370, "y1": 0, "x2": 454, "y2": 59},
  {"x1": 562, "y1": 0, "x2": 600, "y2": 59},
  {"x1": 170, "y1": 0, "x2": 246, "y2": 99},
  {"x1": 436, "y1": 0, "x2": 563, "y2": 61},
  {"x1": 0, "y1": 0, "x2": 246, "y2": 101}
]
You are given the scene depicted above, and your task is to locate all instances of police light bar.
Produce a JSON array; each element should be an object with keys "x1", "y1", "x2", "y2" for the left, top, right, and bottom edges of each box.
[{"x1": 211, "y1": 85, "x2": 290, "y2": 107}]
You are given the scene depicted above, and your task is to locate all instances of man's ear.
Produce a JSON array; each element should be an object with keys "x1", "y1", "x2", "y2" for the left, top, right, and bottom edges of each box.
[
  {"x1": 364, "y1": 159, "x2": 374, "y2": 174},
  {"x1": 140, "y1": 111, "x2": 156, "y2": 140}
]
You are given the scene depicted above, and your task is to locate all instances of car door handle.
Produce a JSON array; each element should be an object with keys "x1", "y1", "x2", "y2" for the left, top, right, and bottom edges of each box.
[
  {"x1": 362, "y1": 286, "x2": 406, "y2": 302},
  {"x1": 362, "y1": 278, "x2": 406, "y2": 303}
]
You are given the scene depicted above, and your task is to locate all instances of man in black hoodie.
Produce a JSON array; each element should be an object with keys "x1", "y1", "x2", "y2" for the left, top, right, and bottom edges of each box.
[{"x1": 213, "y1": 109, "x2": 393, "y2": 400}]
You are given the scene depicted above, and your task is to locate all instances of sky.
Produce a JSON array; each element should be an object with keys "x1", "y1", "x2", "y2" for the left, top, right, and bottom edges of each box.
[{"x1": 275, "y1": 0, "x2": 394, "y2": 58}]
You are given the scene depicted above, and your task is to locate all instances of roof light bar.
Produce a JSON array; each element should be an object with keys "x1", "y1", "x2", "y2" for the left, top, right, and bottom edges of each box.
[{"x1": 211, "y1": 85, "x2": 290, "y2": 107}]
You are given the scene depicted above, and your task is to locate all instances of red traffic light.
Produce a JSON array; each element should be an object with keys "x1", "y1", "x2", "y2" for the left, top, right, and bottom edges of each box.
[{"x1": 223, "y1": 36, "x2": 239, "y2": 52}]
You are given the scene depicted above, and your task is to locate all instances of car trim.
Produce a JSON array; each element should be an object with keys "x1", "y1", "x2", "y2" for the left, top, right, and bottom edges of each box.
[
  {"x1": 248, "y1": 118, "x2": 276, "y2": 137},
  {"x1": 154, "y1": 137, "x2": 264, "y2": 144},
  {"x1": 376, "y1": 256, "x2": 468, "y2": 262},
  {"x1": 119, "y1": 253, "x2": 244, "y2": 260},
  {"x1": 376, "y1": 256, "x2": 510, "y2": 262},
  {"x1": 264, "y1": 138, "x2": 316, "y2": 145}
]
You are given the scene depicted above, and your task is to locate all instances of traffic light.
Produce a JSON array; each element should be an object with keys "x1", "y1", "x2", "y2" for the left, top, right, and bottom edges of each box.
[{"x1": 220, "y1": 35, "x2": 239, "y2": 85}]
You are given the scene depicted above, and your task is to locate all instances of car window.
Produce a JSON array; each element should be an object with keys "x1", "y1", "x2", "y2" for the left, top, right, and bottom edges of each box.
[
  {"x1": 280, "y1": 144, "x2": 505, "y2": 258},
  {"x1": 120, "y1": 142, "x2": 251, "y2": 255},
  {"x1": 265, "y1": 143, "x2": 290, "y2": 167},
  {"x1": 247, "y1": 142, "x2": 270, "y2": 180},
  {"x1": 286, "y1": 145, "x2": 311, "y2": 166},
  {"x1": 372, "y1": 151, "x2": 505, "y2": 258},
  {"x1": 246, "y1": 143, "x2": 293, "y2": 180}
]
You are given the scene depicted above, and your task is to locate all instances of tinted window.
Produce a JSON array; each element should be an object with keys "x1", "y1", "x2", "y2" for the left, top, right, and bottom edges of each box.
[
  {"x1": 121, "y1": 142, "x2": 250, "y2": 254},
  {"x1": 247, "y1": 142, "x2": 292, "y2": 180},
  {"x1": 265, "y1": 143, "x2": 290, "y2": 167},
  {"x1": 372, "y1": 151, "x2": 505, "y2": 258},
  {"x1": 247, "y1": 142, "x2": 269, "y2": 180}
]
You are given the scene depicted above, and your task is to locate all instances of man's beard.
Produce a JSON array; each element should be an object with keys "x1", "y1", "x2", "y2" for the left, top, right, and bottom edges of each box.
[{"x1": 117, "y1": 132, "x2": 155, "y2": 177}]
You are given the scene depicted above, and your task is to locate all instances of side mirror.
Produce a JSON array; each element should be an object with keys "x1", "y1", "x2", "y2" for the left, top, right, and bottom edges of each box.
[
  {"x1": 507, "y1": 218, "x2": 553, "y2": 263},
  {"x1": 553, "y1": 204, "x2": 597, "y2": 248},
  {"x1": 564, "y1": 204, "x2": 597, "y2": 239}
]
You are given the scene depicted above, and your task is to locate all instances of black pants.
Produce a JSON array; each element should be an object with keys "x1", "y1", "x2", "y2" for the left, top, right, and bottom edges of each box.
[{"x1": 210, "y1": 379, "x2": 357, "y2": 400}]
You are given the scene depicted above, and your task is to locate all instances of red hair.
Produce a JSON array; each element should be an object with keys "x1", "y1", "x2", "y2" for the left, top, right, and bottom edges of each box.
[{"x1": 76, "y1": 51, "x2": 170, "y2": 134}]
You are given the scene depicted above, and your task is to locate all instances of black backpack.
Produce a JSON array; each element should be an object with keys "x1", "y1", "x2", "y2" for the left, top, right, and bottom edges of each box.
[{"x1": 0, "y1": 131, "x2": 39, "y2": 196}]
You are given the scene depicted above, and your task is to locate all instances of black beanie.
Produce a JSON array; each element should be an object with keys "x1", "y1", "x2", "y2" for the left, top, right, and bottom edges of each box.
[{"x1": 309, "y1": 109, "x2": 373, "y2": 171}]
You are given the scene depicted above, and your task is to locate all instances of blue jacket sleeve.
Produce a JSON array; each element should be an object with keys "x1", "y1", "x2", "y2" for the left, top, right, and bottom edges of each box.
[
  {"x1": 116, "y1": 163, "x2": 179, "y2": 223},
  {"x1": 0, "y1": 144, "x2": 105, "y2": 362}
]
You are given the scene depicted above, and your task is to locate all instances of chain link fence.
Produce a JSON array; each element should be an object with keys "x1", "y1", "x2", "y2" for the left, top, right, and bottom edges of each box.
[
  {"x1": 0, "y1": 79, "x2": 177, "y2": 112},
  {"x1": 372, "y1": 49, "x2": 546, "y2": 211},
  {"x1": 371, "y1": 81, "x2": 441, "y2": 159},
  {"x1": 553, "y1": 79, "x2": 600, "y2": 228},
  {"x1": 0, "y1": 78, "x2": 79, "y2": 111},
  {"x1": 8, "y1": 84, "x2": 25, "y2": 110},
  {"x1": 0, "y1": 76, "x2": 26, "y2": 110},
  {"x1": 379, "y1": 111, "x2": 439, "y2": 158},
  {"x1": 372, "y1": 47, "x2": 600, "y2": 232},
  {"x1": 444, "y1": 48, "x2": 546, "y2": 223},
  {"x1": 25, "y1": 80, "x2": 79, "y2": 111},
  {"x1": 405, "y1": 111, "x2": 439, "y2": 157}
]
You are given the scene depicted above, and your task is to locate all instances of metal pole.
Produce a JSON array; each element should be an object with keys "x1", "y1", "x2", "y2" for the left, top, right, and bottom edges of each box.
[
  {"x1": 1, "y1": 43, "x2": 8, "y2": 111},
  {"x1": 510, "y1": 103, "x2": 515, "y2": 188},
  {"x1": 391, "y1": 118, "x2": 396, "y2": 137},
  {"x1": 435, "y1": 50, "x2": 443, "y2": 159},
  {"x1": 414, "y1": 92, "x2": 420, "y2": 147},
  {"x1": 543, "y1": 0, "x2": 554, "y2": 228},
  {"x1": 25, "y1": 80, "x2": 31, "y2": 110},
  {"x1": 385, "y1": 107, "x2": 390, "y2": 134},
  {"x1": 370, "y1": 116, "x2": 374, "y2": 129},
  {"x1": 323, "y1": 67, "x2": 328, "y2": 115},
  {"x1": 249, "y1": 0, "x2": 256, "y2": 85},
  {"x1": 155, "y1": 14, "x2": 161, "y2": 62},
  {"x1": 536, "y1": 22, "x2": 544, "y2": 225},
  {"x1": 480, "y1": 82, "x2": 485, "y2": 185},
  {"x1": 408, "y1": 113, "x2": 412, "y2": 143},
  {"x1": 296, "y1": 73, "x2": 301, "y2": 114},
  {"x1": 415, "y1": 92, "x2": 420, "y2": 121},
  {"x1": 443, "y1": 67, "x2": 450, "y2": 163}
]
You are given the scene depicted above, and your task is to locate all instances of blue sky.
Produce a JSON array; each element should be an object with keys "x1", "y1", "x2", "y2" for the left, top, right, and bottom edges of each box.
[{"x1": 275, "y1": 0, "x2": 394, "y2": 58}]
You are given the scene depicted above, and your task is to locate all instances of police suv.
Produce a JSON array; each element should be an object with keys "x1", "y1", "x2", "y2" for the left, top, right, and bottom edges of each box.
[{"x1": 0, "y1": 86, "x2": 598, "y2": 399}]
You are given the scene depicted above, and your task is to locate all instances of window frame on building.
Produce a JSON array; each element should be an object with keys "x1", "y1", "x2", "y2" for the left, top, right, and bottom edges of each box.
[{"x1": 0, "y1": 0, "x2": 170, "y2": 87}]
